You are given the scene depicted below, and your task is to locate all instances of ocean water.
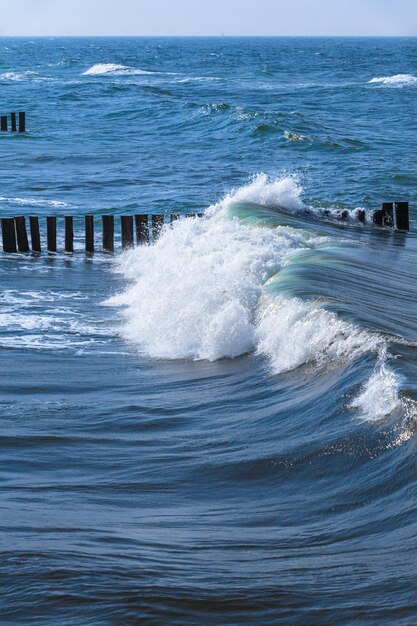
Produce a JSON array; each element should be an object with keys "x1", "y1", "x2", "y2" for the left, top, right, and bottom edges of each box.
[{"x1": 0, "y1": 37, "x2": 417, "y2": 625}]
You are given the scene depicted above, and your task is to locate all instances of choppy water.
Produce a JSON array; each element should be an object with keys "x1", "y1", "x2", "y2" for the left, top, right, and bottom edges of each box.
[{"x1": 1, "y1": 37, "x2": 417, "y2": 625}]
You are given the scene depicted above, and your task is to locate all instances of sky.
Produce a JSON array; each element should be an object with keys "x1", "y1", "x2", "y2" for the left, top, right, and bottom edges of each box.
[{"x1": 1, "y1": 0, "x2": 416, "y2": 37}]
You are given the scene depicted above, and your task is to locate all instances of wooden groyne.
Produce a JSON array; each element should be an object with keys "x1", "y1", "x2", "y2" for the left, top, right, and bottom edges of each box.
[
  {"x1": 0, "y1": 213, "x2": 203, "y2": 254},
  {"x1": 0, "y1": 202, "x2": 410, "y2": 255},
  {"x1": 1, "y1": 111, "x2": 26, "y2": 133}
]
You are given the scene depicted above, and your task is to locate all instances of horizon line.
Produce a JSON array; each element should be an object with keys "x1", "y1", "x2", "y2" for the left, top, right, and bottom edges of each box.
[{"x1": 1, "y1": 34, "x2": 416, "y2": 38}]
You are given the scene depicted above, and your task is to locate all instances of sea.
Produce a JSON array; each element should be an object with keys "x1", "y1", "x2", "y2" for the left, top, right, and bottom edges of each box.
[{"x1": 0, "y1": 37, "x2": 416, "y2": 625}]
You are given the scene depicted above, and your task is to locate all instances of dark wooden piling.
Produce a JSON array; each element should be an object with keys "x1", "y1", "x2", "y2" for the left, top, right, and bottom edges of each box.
[
  {"x1": 102, "y1": 215, "x2": 114, "y2": 252},
  {"x1": 152, "y1": 214, "x2": 164, "y2": 241},
  {"x1": 170, "y1": 214, "x2": 178, "y2": 223},
  {"x1": 372, "y1": 209, "x2": 383, "y2": 226},
  {"x1": 47, "y1": 216, "x2": 57, "y2": 252},
  {"x1": 18, "y1": 111, "x2": 26, "y2": 133},
  {"x1": 85, "y1": 215, "x2": 94, "y2": 253},
  {"x1": 1, "y1": 218, "x2": 17, "y2": 253},
  {"x1": 65, "y1": 216, "x2": 74, "y2": 253},
  {"x1": 11, "y1": 112, "x2": 17, "y2": 132},
  {"x1": 336, "y1": 209, "x2": 349, "y2": 221},
  {"x1": 381, "y1": 202, "x2": 394, "y2": 227},
  {"x1": 355, "y1": 209, "x2": 366, "y2": 224},
  {"x1": 1, "y1": 116, "x2": 7, "y2": 132},
  {"x1": 29, "y1": 216, "x2": 41, "y2": 252},
  {"x1": 394, "y1": 202, "x2": 409, "y2": 231},
  {"x1": 121, "y1": 215, "x2": 134, "y2": 249},
  {"x1": 135, "y1": 214, "x2": 149, "y2": 244},
  {"x1": 14, "y1": 216, "x2": 29, "y2": 252}
]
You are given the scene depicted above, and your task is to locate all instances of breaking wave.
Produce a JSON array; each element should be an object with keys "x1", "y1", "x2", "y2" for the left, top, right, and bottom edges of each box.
[
  {"x1": 83, "y1": 63, "x2": 155, "y2": 76},
  {"x1": 369, "y1": 74, "x2": 417, "y2": 86},
  {"x1": 109, "y1": 175, "x2": 403, "y2": 422}
]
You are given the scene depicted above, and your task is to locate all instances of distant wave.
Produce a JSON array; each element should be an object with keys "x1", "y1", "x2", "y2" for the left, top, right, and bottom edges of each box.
[
  {"x1": 369, "y1": 74, "x2": 417, "y2": 86},
  {"x1": 83, "y1": 63, "x2": 154, "y2": 76},
  {"x1": 0, "y1": 71, "x2": 37, "y2": 81},
  {"x1": 0, "y1": 196, "x2": 67, "y2": 208},
  {"x1": 284, "y1": 130, "x2": 311, "y2": 142}
]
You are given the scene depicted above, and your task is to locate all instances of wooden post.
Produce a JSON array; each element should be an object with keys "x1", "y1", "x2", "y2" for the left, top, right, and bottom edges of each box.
[
  {"x1": 18, "y1": 112, "x2": 26, "y2": 133},
  {"x1": 1, "y1": 116, "x2": 7, "y2": 132},
  {"x1": 152, "y1": 214, "x2": 164, "y2": 241},
  {"x1": 47, "y1": 216, "x2": 57, "y2": 252},
  {"x1": 11, "y1": 112, "x2": 17, "y2": 132},
  {"x1": 372, "y1": 209, "x2": 383, "y2": 226},
  {"x1": 102, "y1": 215, "x2": 114, "y2": 252},
  {"x1": 14, "y1": 216, "x2": 29, "y2": 252},
  {"x1": 135, "y1": 214, "x2": 149, "y2": 244},
  {"x1": 85, "y1": 215, "x2": 94, "y2": 253},
  {"x1": 381, "y1": 202, "x2": 394, "y2": 227},
  {"x1": 121, "y1": 215, "x2": 134, "y2": 249},
  {"x1": 65, "y1": 216, "x2": 74, "y2": 253},
  {"x1": 1, "y1": 218, "x2": 17, "y2": 253},
  {"x1": 394, "y1": 202, "x2": 409, "y2": 231},
  {"x1": 30, "y1": 216, "x2": 41, "y2": 252},
  {"x1": 170, "y1": 214, "x2": 178, "y2": 223},
  {"x1": 336, "y1": 210, "x2": 349, "y2": 221},
  {"x1": 355, "y1": 209, "x2": 366, "y2": 224}
]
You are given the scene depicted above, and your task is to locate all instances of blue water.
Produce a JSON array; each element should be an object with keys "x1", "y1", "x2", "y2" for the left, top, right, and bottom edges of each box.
[{"x1": 0, "y1": 37, "x2": 416, "y2": 625}]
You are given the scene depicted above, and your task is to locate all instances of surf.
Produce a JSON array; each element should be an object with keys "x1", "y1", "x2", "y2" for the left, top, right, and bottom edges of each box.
[{"x1": 108, "y1": 175, "x2": 408, "y2": 422}]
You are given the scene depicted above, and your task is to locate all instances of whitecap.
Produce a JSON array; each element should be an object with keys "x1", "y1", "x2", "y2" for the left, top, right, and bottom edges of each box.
[
  {"x1": 83, "y1": 63, "x2": 154, "y2": 76},
  {"x1": 0, "y1": 197, "x2": 67, "y2": 207},
  {"x1": 369, "y1": 74, "x2": 417, "y2": 86}
]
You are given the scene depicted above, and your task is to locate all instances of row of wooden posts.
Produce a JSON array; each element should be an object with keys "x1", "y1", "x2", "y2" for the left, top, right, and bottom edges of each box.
[
  {"x1": 0, "y1": 202, "x2": 410, "y2": 254},
  {"x1": 1, "y1": 112, "x2": 26, "y2": 133},
  {"x1": 0, "y1": 213, "x2": 203, "y2": 254}
]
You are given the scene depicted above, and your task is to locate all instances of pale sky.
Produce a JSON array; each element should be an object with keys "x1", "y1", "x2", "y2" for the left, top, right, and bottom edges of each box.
[{"x1": 1, "y1": 0, "x2": 416, "y2": 37}]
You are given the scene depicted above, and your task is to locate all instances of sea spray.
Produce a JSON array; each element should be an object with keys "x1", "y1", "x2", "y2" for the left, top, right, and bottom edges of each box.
[{"x1": 109, "y1": 175, "x2": 403, "y2": 420}]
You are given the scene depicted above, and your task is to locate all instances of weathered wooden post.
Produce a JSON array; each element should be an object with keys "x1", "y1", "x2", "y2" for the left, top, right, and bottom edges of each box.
[
  {"x1": 152, "y1": 214, "x2": 164, "y2": 241},
  {"x1": 11, "y1": 112, "x2": 17, "y2": 132},
  {"x1": 47, "y1": 216, "x2": 57, "y2": 252},
  {"x1": 394, "y1": 202, "x2": 409, "y2": 231},
  {"x1": 1, "y1": 116, "x2": 7, "y2": 132},
  {"x1": 121, "y1": 215, "x2": 134, "y2": 249},
  {"x1": 18, "y1": 112, "x2": 26, "y2": 133},
  {"x1": 85, "y1": 215, "x2": 94, "y2": 253},
  {"x1": 102, "y1": 215, "x2": 114, "y2": 252},
  {"x1": 1, "y1": 218, "x2": 17, "y2": 253},
  {"x1": 355, "y1": 209, "x2": 366, "y2": 224},
  {"x1": 29, "y1": 216, "x2": 41, "y2": 252},
  {"x1": 336, "y1": 210, "x2": 349, "y2": 221},
  {"x1": 170, "y1": 214, "x2": 178, "y2": 223},
  {"x1": 65, "y1": 216, "x2": 74, "y2": 253},
  {"x1": 381, "y1": 202, "x2": 394, "y2": 227},
  {"x1": 372, "y1": 208, "x2": 383, "y2": 226},
  {"x1": 135, "y1": 214, "x2": 149, "y2": 244},
  {"x1": 14, "y1": 216, "x2": 29, "y2": 252}
]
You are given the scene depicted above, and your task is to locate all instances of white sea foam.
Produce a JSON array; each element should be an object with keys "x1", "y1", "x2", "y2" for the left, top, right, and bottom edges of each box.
[
  {"x1": 109, "y1": 175, "x2": 403, "y2": 421},
  {"x1": 83, "y1": 63, "x2": 154, "y2": 76},
  {"x1": 0, "y1": 289, "x2": 111, "y2": 351},
  {"x1": 0, "y1": 196, "x2": 67, "y2": 207},
  {"x1": 208, "y1": 173, "x2": 305, "y2": 214},
  {"x1": 369, "y1": 74, "x2": 417, "y2": 86},
  {"x1": 349, "y1": 356, "x2": 402, "y2": 422},
  {"x1": 0, "y1": 70, "x2": 36, "y2": 81},
  {"x1": 255, "y1": 294, "x2": 383, "y2": 374},
  {"x1": 284, "y1": 130, "x2": 310, "y2": 142}
]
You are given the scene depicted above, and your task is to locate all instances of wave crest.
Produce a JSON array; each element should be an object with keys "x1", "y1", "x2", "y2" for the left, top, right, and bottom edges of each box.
[
  {"x1": 369, "y1": 74, "x2": 417, "y2": 86},
  {"x1": 83, "y1": 63, "x2": 154, "y2": 76},
  {"x1": 209, "y1": 174, "x2": 305, "y2": 215},
  {"x1": 108, "y1": 176, "x2": 403, "y2": 422}
]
